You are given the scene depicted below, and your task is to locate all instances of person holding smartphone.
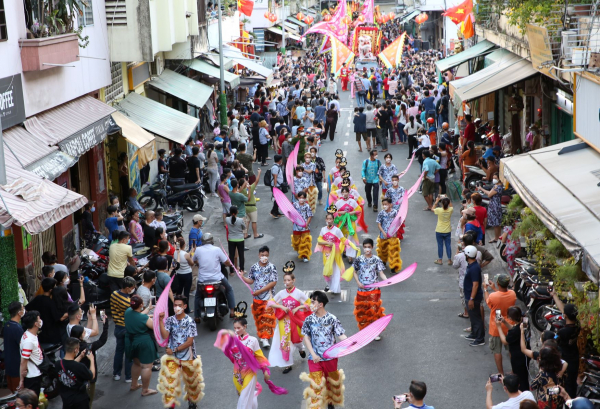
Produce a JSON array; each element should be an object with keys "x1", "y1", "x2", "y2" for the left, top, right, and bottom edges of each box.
[
  {"x1": 57, "y1": 337, "x2": 95, "y2": 409},
  {"x1": 393, "y1": 380, "x2": 434, "y2": 409},
  {"x1": 496, "y1": 306, "x2": 530, "y2": 392}
]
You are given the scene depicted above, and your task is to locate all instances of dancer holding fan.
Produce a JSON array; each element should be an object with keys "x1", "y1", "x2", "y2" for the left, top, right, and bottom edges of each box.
[
  {"x1": 300, "y1": 291, "x2": 347, "y2": 409},
  {"x1": 376, "y1": 198, "x2": 403, "y2": 273},
  {"x1": 334, "y1": 186, "x2": 363, "y2": 263},
  {"x1": 268, "y1": 262, "x2": 311, "y2": 374},
  {"x1": 384, "y1": 174, "x2": 406, "y2": 239},
  {"x1": 291, "y1": 191, "x2": 314, "y2": 262}
]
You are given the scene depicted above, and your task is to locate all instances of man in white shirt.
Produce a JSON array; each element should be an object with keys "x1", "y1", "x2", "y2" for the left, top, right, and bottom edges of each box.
[
  {"x1": 19, "y1": 311, "x2": 44, "y2": 395},
  {"x1": 191, "y1": 233, "x2": 235, "y2": 322},
  {"x1": 66, "y1": 303, "x2": 99, "y2": 340},
  {"x1": 485, "y1": 374, "x2": 535, "y2": 409}
]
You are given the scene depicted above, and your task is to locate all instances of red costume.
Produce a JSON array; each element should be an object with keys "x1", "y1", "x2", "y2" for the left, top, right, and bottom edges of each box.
[{"x1": 340, "y1": 67, "x2": 349, "y2": 91}]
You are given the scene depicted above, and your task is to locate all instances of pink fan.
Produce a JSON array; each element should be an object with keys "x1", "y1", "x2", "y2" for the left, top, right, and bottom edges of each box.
[
  {"x1": 323, "y1": 314, "x2": 393, "y2": 359},
  {"x1": 153, "y1": 275, "x2": 177, "y2": 347},
  {"x1": 364, "y1": 263, "x2": 417, "y2": 288},
  {"x1": 388, "y1": 172, "x2": 424, "y2": 236},
  {"x1": 219, "y1": 240, "x2": 254, "y2": 294},
  {"x1": 286, "y1": 142, "x2": 300, "y2": 193},
  {"x1": 273, "y1": 187, "x2": 307, "y2": 227}
]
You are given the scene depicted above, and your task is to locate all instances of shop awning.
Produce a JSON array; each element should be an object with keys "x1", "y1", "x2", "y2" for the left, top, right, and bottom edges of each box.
[
  {"x1": 450, "y1": 53, "x2": 537, "y2": 103},
  {"x1": 397, "y1": 9, "x2": 420, "y2": 24},
  {"x1": 0, "y1": 166, "x2": 87, "y2": 234},
  {"x1": 501, "y1": 140, "x2": 600, "y2": 282},
  {"x1": 23, "y1": 96, "x2": 116, "y2": 158},
  {"x1": 484, "y1": 48, "x2": 512, "y2": 67},
  {"x1": 435, "y1": 40, "x2": 496, "y2": 73},
  {"x1": 205, "y1": 54, "x2": 234, "y2": 70},
  {"x1": 282, "y1": 21, "x2": 301, "y2": 33},
  {"x1": 115, "y1": 92, "x2": 198, "y2": 145},
  {"x1": 287, "y1": 17, "x2": 308, "y2": 28},
  {"x1": 184, "y1": 59, "x2": 240, "y2": 89},
  {"x1": 110, "y1": 112, "x2": 157, "y2": 168},
  {"x1": 221, "y1": 46, "x2": 274, "y2": 85},
  {"x1": 267, "y1": 27, "x2": 304, "y2": 42},
  {"x1": 2, "y1": 126, "x2": 77, "y2": 181},
  {"x1": 148, "y1": 69, "x2": 213, "y2": 108}
]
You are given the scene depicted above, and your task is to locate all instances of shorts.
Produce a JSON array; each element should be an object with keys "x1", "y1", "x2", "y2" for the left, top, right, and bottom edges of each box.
[
  {"x1": 422, "y1": 178, "x2": 436, "y2": 196},
  {"x1": 355, "y1": 132, "x2": 367, "y2": 141},
  {"x1": 222, "y1": 202, "x2": 231, "y2": 214},
  {"x1": 308, "y1": 358, "x2": 338, "y2": 373},
  {"x1": 489, "y1": 336, "x2": 507, "y2": 354},
  {"x1": 246, "y1": 211, "x2": 257, "y2": 223}
]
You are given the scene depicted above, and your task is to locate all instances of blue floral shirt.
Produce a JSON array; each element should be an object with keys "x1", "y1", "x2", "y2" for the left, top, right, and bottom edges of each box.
[
  {"x1": 352, "y1": 255, "x2": 386, "y2": 291},
  {"x1": 249, "y1": 263, "x2": 278, "y2": 300},
  {"x1": 385, "y1": 186, "x2": 406, "y2": 210},
  {"x1": 293, "y1": 175, "x2": 311, "y2": 202},
  {"x1": 377, "y1": 164, "x2": 399, "y2": 189},
  {"x1": 302, "y1": 161, "x2": 317, "y2": 186},
  {"x1": 301, "y1": 312, "x2": 345, "y2": 361},
  {"x1": 293, "y1": 202, "x2": 313, "y2": 232},
  {"x1": 164, "y1": 314, "x2": 197, "y2": 360},
  {"x1": 376, "y1": 208, "x2": 398, "y2": 239}
]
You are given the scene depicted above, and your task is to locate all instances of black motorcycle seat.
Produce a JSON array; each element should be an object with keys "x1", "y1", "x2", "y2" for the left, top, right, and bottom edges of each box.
[
  {"x1": 535, "y1": 286, "x2": 550, "y2": 296},
  {"x1": 40, "y1": 342, "x2": 63, "y2": 352},
  {"x1": 526, "y1": 266, "x2": 552, "y2": 276},
  {"x1": 172, "y1": 183, "x2": 199, "y2": 193}
]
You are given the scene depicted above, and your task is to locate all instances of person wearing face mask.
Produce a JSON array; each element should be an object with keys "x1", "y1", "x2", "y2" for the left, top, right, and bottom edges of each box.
[
  {"x1": 316, "y1": 209, "x2": 352, "y2": 296},
  {"x1": 378, "y1": 153, "x2": 399, "y2": 195},
  {"x1": 4, "y1": 302, "x2": 25, "y2": 392},
  {"x1": 328, "y1": 154, "x2": 343, "y2": 186},
  {"x1": 110, "y1": 276, "x2": 136, "y2": 382},
  {"x1": 361, "y1": 150, "x2": 381, "y2": 212},
  {"x1": 334, "y1": 187, "x2": 363, "y2": 263},
  {"x1": 376, "y1": 198, "x2": 403, "y2": 274},
  {"x1": 81, "y1": 202, "x2": 98, "y2": 249},
  {"x1": 293, "y1": 165, "x2": 311, "y2": 203},
  {"x1": 107, "y1": 231, "x2": 136, "y2": 293},
  {"x1": 309, "y1": 147, "x2": 326, "y2": 205},
  {"x1": 67, "y1": 304, "x2": 99, "y2": 341},
  {"x1": 242, "y1": 246, "x2": 279, "y2": 348},
  {"x1": 19, "y1": 311, "x2": 45, "y2": 396},
  {"x1": 157, "y1": 295, "x2": 204, "y2": 409},
  {"x1": 291, "y1": 192, "x2": 314, "y2": 262},
  {"x1": 478, "y1": 174, "x2": 504, "y2": 243},
  {"x1": 331, "y1": 166, "x2": 354, "y2": 190},
  {"x1": 71, "y1": 313, "x2": 109, "y2": 409},
  {"x1": 384, "y1": 174, "x2": 406, "y2": 240},
  {"x1": 281, "y1": 133, "x2": 294, "y2": 166},
  {"x1": 300, "y1": 291, "x2": 347, "y2": 409},
  {"x1": 352, "y1": 239, "x2": 387, "y2": 338},
  {"x1": 57, "y1": 337, "x2": 95, "y2": 409},
  {"x1": 269, "y1": 264, "x2": 310, "y2": 374},
  {"x1": 302, "y1": 152, "x2": 319, "y2": 213}
]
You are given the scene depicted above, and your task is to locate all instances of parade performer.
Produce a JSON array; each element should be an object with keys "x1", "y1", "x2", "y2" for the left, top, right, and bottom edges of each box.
[
  {"x1": 214, "y1": 319, "x2": 286, "y2": 409},
  {"x1": 384, "y1": 174, "x2": 406, "y2": 239},
  {"x1": 302, "y1": 152, "x2": 319, "y2": 212},
  {"x1": 242, "y1": 246, "x2": 278, "y2": 348},
  {"x1": 315, "y1": 208, "x2": 356, "y2": 296},
  {"x1": 300, "y1": 291, "x2": 347, "y2": 409},
  {"x1": 328, "y1": 151, "x2": 344, "y2": 187},
  {"x1": 331, "y1": 168, "x2": 354, "y2": 190},
  {"x1": 340, "y1": 63, "x2": 349, "y2": 91},
  {"x1": 268, "y1": 262, "x2": 312, "y2": 374},
  {"x1": 293, "y1": 165, "x2": 311, "y2": 202},
  {"x1": 157, "y1": 295, "x2": 205, "y2": 409},
  {"x1": 376, "y1": 198, "x2": 403, "y2": 273},
  {"x1": 291, "y1": 192, "x2": 314, "y2": 262},
  {"x1": 334, "y1": 186, "x2": 365, "y2": 262},
  {"x1": 377, "y1": 153, "x2": 399, "y2": 195},
  {"x1": 352, "y1": 239, "x2": 387, "y2": 337}
]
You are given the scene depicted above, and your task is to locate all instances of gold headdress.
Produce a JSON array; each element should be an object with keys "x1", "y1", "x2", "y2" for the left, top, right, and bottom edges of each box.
[
  {"x1": 335, "y1": 149, "x2": 344, "y2": 158},
  {"x1": 326, "y1": 205, "x2": 338, "y2": 214},
  {"x1": 283, "y1": 260, "x2": 296, "y2": 274}
]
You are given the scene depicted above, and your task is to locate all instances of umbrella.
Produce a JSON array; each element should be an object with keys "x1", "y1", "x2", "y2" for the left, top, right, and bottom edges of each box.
[
  {"x1": 364, "y1": 263, "x2": 418, "y2": 288},
  {"x1": 273, "y1": 187, "x2": 307, "y2": 227},
  {"x1": 323, "y1": 314, "x2": 393, "y2": 359}
]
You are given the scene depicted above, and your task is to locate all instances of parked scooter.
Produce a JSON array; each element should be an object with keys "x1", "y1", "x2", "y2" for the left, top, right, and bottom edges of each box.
[
  {"x1": 139, "y1": 174, "x2": 204, "y2": 212},
  {"x1": 39, "y1": 342, "x2": 63, "y2": 399}
]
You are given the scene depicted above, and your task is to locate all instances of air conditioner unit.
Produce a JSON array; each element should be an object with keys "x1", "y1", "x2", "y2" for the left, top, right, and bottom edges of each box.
[{"x1": 151, "y1": 56, "x2": 164, "y2": 76}]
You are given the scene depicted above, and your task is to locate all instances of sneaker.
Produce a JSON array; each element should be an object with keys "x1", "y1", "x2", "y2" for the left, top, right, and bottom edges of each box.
[
  {"x1": 374, "y1": 336, "x2": 381, "y2": 341},
  {"x1": 324, "y1": 285, "x2": 330, "y2": 292},
  {"x1": 125, "y1": 378, "x2": 132, "y2": 383},
  {"x1": 318, "y1": 200, "x2": 323, "y2": 205},
  {"x1": 188, "y1": 402, "x2": 198, "y2": 409},
  {"x1": 113, "y1": 375, "x2": 121, "y2": 381},
  {"x1": 373, "y1": 207, "x2": 378, "y2": 212},
  {"x1": 282, "y1": 366, "x2": 293, "y2": 374},
  {"x1": 462, "y1": 335, "x2": 476, "y2": 340},
  {"x1": 303, "y1": 257, "x2": 309, "y2": 263},
  {"x1": 469, "y1": 341, "x2": 485, "y2": 347},
  {"x1": 299, "y1": 350, "x2": 307, "y2": 359},
  {"x1": 261, "y1": 338, "x2": 270, "y2": 349}
]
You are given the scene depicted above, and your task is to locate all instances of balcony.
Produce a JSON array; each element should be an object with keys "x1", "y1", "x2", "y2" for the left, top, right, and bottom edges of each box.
[
  {"x1": 18, "y1": 33, "x2": 80, "y2": 72},
  {"x1": 557, "y1": 4, "x2": 600, "y2": 72}
]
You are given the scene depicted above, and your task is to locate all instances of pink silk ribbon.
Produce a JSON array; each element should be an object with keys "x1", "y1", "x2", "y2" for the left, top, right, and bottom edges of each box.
[
  {"x1": 323, "y1": 314, "x2": 393, "y2": 359},
  {"x1": 273, "y1": 187, "x2": 307, "y2": 227},
  {"x1": 219, "y1": 240, "x2": 254, "y2": 294},
  {"x1": 153, "y1": 274, "x2": 177, "y2": 347},
  {"x1": 286, "y1": 141, "x2": 300, "y2": 194},
  {"x1": 364, "y1": 263, "x2": 418, "y2": 288}
]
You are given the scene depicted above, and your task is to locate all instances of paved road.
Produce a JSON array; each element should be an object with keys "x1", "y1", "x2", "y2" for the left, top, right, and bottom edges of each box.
[{"x1": 49, "y1": 89, "x2": 515, "y2": 409}]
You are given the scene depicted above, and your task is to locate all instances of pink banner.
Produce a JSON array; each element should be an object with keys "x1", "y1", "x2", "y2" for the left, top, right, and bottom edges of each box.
[
  {"x1": 286, "y1": 141, "x2": 300, "y2": 194},
  {"x1": 273, "y1": 187, "x2": 307, "y2": 227},
  {"x1": 355, "y1": 0, "x2": 374, "y2": 26},
  {"x1": 302, "y1": 0, "x2": 349, "y2": 43},
  {"x1": 153, "y1": 275, "x2": 177, "y2": 347},
  {"x1": 323, "y1": 314, "x2": 393, "y2": 359},
  {"x1": 364, "y1": 263, "x2": 417, "y2": 288}
]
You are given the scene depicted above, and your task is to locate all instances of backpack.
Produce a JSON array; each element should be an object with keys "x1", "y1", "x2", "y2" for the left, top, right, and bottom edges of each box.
[
  {"x1": 362, "y1": 158, "x2": 381, "y2": 180},
  {"x1": 264, "y1": 164, "x2": 289, "y2": 193}
]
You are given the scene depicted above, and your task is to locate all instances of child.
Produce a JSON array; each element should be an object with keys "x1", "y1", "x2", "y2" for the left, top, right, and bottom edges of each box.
[{"x1": 291, "y1": 192, "x2": 313, "y2": 262}]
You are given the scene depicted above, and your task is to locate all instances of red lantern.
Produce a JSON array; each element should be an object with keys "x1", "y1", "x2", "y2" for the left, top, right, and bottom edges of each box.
[
  {"x1": 388, "y1": 12, "x2": 395, "y2": 20},
  {"x1": 415, "y1": 13, "x2": 424, "y2": 24},
  {"x1": 358, "y1": 15, "x2": 365, "y2": 22},
  {"x1": 297, "y1": 12, "x2": 304, "y2": 20},
  {"x1": 421, "y1": 12, "x2": 428, "y2": 22},
  {"x1": 323, "y1": 14, "x2": 331, "y2": 21},
  {"x1": 308, "y1": 16, "x2": 314, "y2": 24},
  {"x1": 270, "y1": 14, "x2": 278, "y2": 22},
  {"x1": 304, "y1": 16, "x2": 310, "y2": 23},
  {"x1": 264, "y1": 11, "x2": 270, "y2": 18}
]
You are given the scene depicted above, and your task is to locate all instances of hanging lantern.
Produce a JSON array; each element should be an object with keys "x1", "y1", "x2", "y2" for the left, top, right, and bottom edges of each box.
[
  {"x1": 264, "y1": 11, "x2": 270, "y2": 18},
  {"x1": 421, "y1": 12, "x2": 429, "y2": 22},
  {"x1": 415, "y1": 14, "x2": 423, "y2": 24},
  {"x1": 270, "y1": 14, "x2": 278, "y2": 22},
  {"x1": 307, "y1": 16, "x2": 314, "y2": 24},
  {"x1": 297, "y1": 12, "x2": 304, "y2": 20},
  {"x1": 388, "y1": 12, "x2": 395, "y2": 20},
  {"x1": 324, "y1": 14, "x2": 331, "y2": 21},
  {"x1": 304, "y1": 16, "x2": 311, "y2": 23}
]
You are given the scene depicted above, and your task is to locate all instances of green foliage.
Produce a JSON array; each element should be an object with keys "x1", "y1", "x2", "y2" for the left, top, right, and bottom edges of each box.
[
  {"x1": 546, "y1": 239, "x2": 570, "y2": 259},
  {"x1": 507, "y1": 194, "x2": 525, "y2": 212},
  {"x1": 512, "y1": 208, "x2": 545, "y2": 238},
  {"x1": 0, "y1": 235, "x2": 19, "y2": 321},
  {"x1": 74, "y1": 25, "x2": 89, "y2": 48},
  {"x1": 477, "y1": 0, "x2": 563, "y2": 34},
  {"x1": 553, "y1": 262, "x2": 580, "y2": 291}
]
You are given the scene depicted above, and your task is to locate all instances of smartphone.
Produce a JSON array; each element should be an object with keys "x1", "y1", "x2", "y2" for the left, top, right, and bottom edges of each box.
[
  {"x1": 151, "y1": 296, "x2": 156, "y2": 306},
  {"x1": 394, "y1": 394, "x2": 407, "y2": 403},
  {"x1": 522, "y1": 317, "x2": 529, "y2": 328},
  {"x1": 495, "y1": 309, "x2": 502, "y2": 320},
  {"x1": 462, "y1": 199, "x2": 467, "y2": 204},
  {"x1": 490, "y1": 373, "x2": 502, "y2": 383},
  {"x1": 99, "y1": 310, "x2": 106, "y2": 321},
  {"x1": 548, "y1": 386, "x2": 560, "y2": 396},
  {"x1": 483, "y1": 274, "x2": 489, "y2": 284}
]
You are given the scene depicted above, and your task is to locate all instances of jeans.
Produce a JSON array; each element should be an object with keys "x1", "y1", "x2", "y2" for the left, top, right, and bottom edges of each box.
[
  {"x1": 467, "y1": 300, "x2": 485, "y2": 342},
  {"x1": 407, "y1": 134, "x2": 418, "y2": 159},
  {"x1": 438, "y1": 169, "x2": 448, "y2": 194},
  {"x1": 113, "y1": 325, "x2": 132, "y2": 379},
  {"x1": 377, "y1": 125, "x2": 389, "y2": 150},
  {"x1": 436, "y1": 232, "x2": 452, "y2": 259},
  {"x1": 365, "y1": 182, "x2": 380, "y2": 209},
  {"x1": 324, "y1": 118, "x2": 337, "y2": 141},
  {"x1": 315, "y1": 180, "x2": 323, "y2": 200},
  {"x1": 356, "y1": 92, "x2": 366, "y2": 107},
  {"x1": 195, "y1": 278, "x2": 235, "y2": 319},
  {"x1": 397, "y1": 123, "x2": 406, "y2": 143}
]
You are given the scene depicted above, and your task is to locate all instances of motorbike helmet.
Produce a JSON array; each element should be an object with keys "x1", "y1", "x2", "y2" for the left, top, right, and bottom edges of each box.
[
  {"x1": 202, "y1": 233, "x2": 214, "y2": 245},
  {"x1": 442, "y1": 122, "x2": 449, "y2": 130},
  {"x1": 464, "y1": 245, "x2": 478, "y2": 259},
  {"x1": 426, "y1": 117, "x2": 435, "y2": 124},
  {"x1": 566, "y1": 398, "x2": 594, "y2": 409}
]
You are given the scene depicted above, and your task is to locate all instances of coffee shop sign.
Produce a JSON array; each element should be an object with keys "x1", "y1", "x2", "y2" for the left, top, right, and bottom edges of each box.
[{"x1": 58, "y1": 116, "x2": 111, "y2": 157}]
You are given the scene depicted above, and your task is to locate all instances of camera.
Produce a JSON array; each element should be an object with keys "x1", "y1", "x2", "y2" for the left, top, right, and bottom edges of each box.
[
  {"x1": 394, "y1": 394, "x2": 407, "y2": 403},
  {"x1": 548, "y1": 386, "x2": 560, "y2": 396},
  {"x1": 483, "y1": 274, "x2": 489, "y2": 284},
  {"x1": 522, "y1": 317, "x2": 529, "y2": 328},
  {"x1": 100, "y1": 310, "x2": 106, "y2": 321},
  {"x1": 490, "y1": 373, "x2": 502, "y2": 383},
  {"x1": 495, "y1": 309, "x2": 502, "y2": 320}
]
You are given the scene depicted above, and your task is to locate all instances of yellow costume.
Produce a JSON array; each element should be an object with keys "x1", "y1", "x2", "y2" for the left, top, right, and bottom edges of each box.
[
  {"x1": 376, "y1": 237, "x2": 402, "y2": 272},
  {"x1": 157, "y1": 355, "x2": 205, "y2": 407}
]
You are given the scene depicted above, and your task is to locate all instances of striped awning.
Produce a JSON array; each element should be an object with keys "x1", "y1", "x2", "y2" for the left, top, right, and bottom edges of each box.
[
  {"x1": 110, "y1": 112, "x2": 156, "y2": 168},
  {"x1": 24, "y1": 96, "x2": 116, "y2": 157},
  {"x1": 185, "y1": 59, "x2": 241, "y2": 89}
]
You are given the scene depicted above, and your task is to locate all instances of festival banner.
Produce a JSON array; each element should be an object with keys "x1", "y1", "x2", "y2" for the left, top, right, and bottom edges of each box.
[
  {"x1": 330, "y1": 36, "x2": 355, "y2": 77},
  {"x1": 355, "y1": 0, "x2": 374, "y2": 26},
  {"x1": 302, "y1": 0, "x2": 349, "y2": 43},
  {"x1": 378, "y1": 32, "x2": 407, "y2": 69},
  {"x1": 318, "y1": 36, "x2": 332, "y2": 54}
]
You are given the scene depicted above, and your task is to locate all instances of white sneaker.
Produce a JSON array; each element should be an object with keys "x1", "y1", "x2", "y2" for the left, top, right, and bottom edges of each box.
[
  {"x1": 375, "y1": 336, "x2": 381, "y2": 341},
  {"x1": 113, "y1": 375, "x2": 121, "y2": 381},
  {"x1": 303, "y1": 257, "x2": 309, "y2": 263},
  {"x1": 261, "y1": 338, "x2": 270, "y2": 349}
]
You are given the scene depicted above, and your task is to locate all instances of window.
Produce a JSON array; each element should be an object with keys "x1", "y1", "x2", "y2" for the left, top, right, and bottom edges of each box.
[
  {"x1": 0, "y1": 0, "x2": 7, "y2": 41},
  {"x1": 78, "y1": 0, "x2": 94, "y2": 26}
]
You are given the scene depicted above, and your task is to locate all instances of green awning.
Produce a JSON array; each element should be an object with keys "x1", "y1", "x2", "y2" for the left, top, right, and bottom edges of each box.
[
  {"x1": 435, "y1": 40, "x2": 496, "y2": 73},
  {"x1": 115, "y1": 92, "x2": 198, "y2": 145},
  {"x1": 287, "y1": 17, "x2": 308, "y2": 28},
  {"x1": 185, "y1": 59, "x2": 241, "y2": 89},
  {"x1": 397, "y1": 9, "x2": 420, "y2": 24},
  {"x1": 484, "y1": 48, "x2": 512, "y2": 67},
  {"x1": 148, "y1": 69, "x2": 213, "y2": 108}
]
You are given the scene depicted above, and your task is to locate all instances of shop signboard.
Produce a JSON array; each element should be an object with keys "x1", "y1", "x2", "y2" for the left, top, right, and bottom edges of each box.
[{"x1": 0, "y1": 74, "x2": 26, "y2": 131}]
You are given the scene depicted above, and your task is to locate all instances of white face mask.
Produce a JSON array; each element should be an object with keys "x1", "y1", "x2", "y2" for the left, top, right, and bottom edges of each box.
[
  {"x1": 299, "y1": 198, "x2": 306, "y2": 204},
  {"x1": 260, "y1": 256, "x2": 269, "y2": 264},
  {"x1": 64, "y1": 278, "x2": 70, "y2": 285},
  {"x1": 392, "y1": 181, "x2": 399, "y2": 186},
  {"x1": 310, "y1": 303, "x2": 319, "y2": 313},
  {"x1": 38, "y1": 320, "x2": 43, "y2": 329},
  {"x1": 297, "y1": 173, "x2": 303, "y2": 178},
  {"x1": 383, "y1": 205, "x2": 389, "y2": 211},
  {"x1": 288, "y1": 138, "x2": 292, "y2": 142},
  {"x1": 311, "y1": 152, "x2": 316, "y2": 157},
  {"x1": 305, "y1": 158, "x2": 310, "y2": 163},
  {"x1": 493, "y1": 179, "x2": 499, "y2": 184},
  {"x1": 174, "y1": 306, "x2": 184, "y2": 315},
  {"x1": 385, "y1": 158, "x2": 391, "y2": 163},
  {"x1": 364, "y1": 247, "x2": 372, "y2": 254},
  {"x1": 373, "y1": 156, "x2": 378, "y2": 160}
]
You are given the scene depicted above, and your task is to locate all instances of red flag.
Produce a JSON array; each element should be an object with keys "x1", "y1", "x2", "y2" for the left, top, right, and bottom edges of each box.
[
  {"x1": 237, "y1": 0, "x2": 254, "y2": 16},
  {"x1": 443, "y1": 0, "x2": 473, "y2": 24},
  {"x1": 462, "y1": 14, "x2": 474, "y2": 39}
]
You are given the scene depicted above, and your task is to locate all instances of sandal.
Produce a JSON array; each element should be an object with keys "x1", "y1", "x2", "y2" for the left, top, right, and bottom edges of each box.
[
  {"x1": 130, "y1": 385, "x2": 142, "y2": 392},
  {"x1": 489, "y1": 239, "x2": 499, "y2": 243},
  {"x1": 254, "y1": 234, "x2": 264, "y2": 239},
  {"x1": 458, "y1": 313, "x2": 469, "y2": 319},
  {"x1": 244, "y1": 234, "x2": 251, "y2": 239},
  {"x1": 142, "y1": 389, "x2": 158, "y2": 397}
]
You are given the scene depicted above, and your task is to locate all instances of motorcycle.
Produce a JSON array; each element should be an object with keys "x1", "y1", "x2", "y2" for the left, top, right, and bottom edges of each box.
[
  {"x1": 464, "y1": 165, "x2": 486, "y2": 192},
  {"x1": 139, "y1": 174, "x2": 204, "y2": 213},
  {"x1": 527, "y1": 284, "x2": 554, "y2": 331},
  {"x1": 196, "y1": 280, "x2": 230, "y2": 331},
  {"x1": 39, "y1": 342, "x2": 63, "y2": 400},
  {"x1": 0, "y1": 392, "x2": 16, "y2": 409}
]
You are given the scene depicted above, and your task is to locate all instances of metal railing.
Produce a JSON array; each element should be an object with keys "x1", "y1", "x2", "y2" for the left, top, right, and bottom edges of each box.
[{"x1": 555, "y1": 2, "x2": 600, "y2": 71}]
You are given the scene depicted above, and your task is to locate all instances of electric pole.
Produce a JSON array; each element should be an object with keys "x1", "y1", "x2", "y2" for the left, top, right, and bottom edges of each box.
[{"x1": 217, "y1": 0, "x2": 228, "y2": 125}]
